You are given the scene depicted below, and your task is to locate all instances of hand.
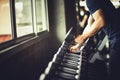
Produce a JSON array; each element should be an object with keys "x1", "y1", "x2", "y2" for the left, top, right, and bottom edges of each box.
[
  {"x1": 69, "y1": 43, "x2": 81, "y2": 53},
  {"x1": 69, "y1": 35, "x2": 85, "y2": 53}
]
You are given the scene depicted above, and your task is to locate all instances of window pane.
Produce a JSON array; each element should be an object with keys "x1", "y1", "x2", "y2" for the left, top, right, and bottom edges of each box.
[
  {"x1": 15, "y1": 0, "x2": 34, "y2": 37},
  {"x1": 35, "y1": 0, "x2": 48, "y2": 32},
  {"x1": 0, "y1": 0, "x2": 12, "y2": 43},
  {"x1": 36, "y1": 0, "x2": 42, "y2": 32}
]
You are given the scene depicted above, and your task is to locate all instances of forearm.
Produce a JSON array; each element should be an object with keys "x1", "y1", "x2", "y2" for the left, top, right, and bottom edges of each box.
[
  {"x1": 82, "y1": 19, "x2": 104, "y2": 38},
  {"x1": 75, "y1": 18, "x2": 105, "y2": 45}
]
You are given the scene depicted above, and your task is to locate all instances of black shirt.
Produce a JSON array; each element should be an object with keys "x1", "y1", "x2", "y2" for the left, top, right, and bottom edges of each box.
[{"x1": 86, "y1": 0, "x2": 120, "y2": 47}]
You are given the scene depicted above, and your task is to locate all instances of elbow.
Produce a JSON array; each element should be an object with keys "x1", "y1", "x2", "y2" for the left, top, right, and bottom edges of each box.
[{"x1": 98, "y1": 18, "x2": 106, "y2": 28}]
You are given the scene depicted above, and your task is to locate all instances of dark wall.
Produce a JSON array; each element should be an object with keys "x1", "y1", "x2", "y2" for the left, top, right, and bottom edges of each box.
[
  {"x1": 0, "y1": 0, "x2": 77, "y2": 80},
  {"x1": 64, "y1": 0, "x2": 77, "y2": 32},
  {"x1": 48, "y1": 0, "x2": 66, "y2": 46},
  {"x1": 0, "y1": 35, "x2": 54, "y2": 80}
]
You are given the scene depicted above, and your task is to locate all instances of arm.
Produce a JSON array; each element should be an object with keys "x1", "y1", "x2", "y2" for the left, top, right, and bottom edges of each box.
[
  {"x1": 80, "y1": 14, "x2": 89, "y2": 28},
  {"x1": 70, "y1": 9, "x2": 106, "y2": 52},
  {"x1": 82, "y1": 9, "x2": 105, "y2": 38}
]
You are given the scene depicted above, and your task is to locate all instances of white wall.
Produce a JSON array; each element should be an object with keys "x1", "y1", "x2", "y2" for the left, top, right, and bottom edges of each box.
[{"x1": 0, "y1": 0, "x2": 12, "y2": 35}]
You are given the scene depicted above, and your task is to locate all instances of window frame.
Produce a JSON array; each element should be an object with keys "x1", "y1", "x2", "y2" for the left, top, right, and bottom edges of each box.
[
  {"x1": 35, "y1": 0, "x2": 49, "y2": 35},
  {"x1": 0, "y1": 0, "x2": 49, "y2": 51}
]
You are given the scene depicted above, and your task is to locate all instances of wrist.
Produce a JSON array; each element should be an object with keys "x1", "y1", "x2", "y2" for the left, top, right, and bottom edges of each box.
[{"x1": 75, "y1": 34, "x2": 87, "y2": 44}]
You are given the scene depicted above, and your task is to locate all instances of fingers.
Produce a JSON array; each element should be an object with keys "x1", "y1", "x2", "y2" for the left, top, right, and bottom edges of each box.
[{"x1": 69, "y1": 44, "x2": 81, "y2": 53}]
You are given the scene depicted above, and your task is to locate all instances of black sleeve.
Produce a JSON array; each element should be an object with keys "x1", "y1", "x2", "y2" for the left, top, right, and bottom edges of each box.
[
  {"x1": 86, "y1": 0, "x2": 102, "y2": 14},
  {"x1": 84, "y1": 11, "x2": 90, "y2": 16}
]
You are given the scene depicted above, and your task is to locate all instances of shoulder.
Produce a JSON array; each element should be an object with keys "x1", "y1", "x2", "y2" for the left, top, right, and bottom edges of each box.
[
  {"x1": 86, "y1": 0, "x2": 103, "y2": 14},
  {"x1": 86, "y1": 0, "x2": 97, "y2": 6}
]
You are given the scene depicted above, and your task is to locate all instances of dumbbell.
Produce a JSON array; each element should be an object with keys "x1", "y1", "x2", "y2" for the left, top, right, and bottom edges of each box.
[
  {"x1": 57, "y1": 66, "x2": 79, "y2": 75},
  {"x1": 54, "y1": 53, "x2": 81, "y2": 68},
  {"x1": 52, "y1": 53, "x2": 81, "y2": 74},
  {"x1": 53, "y1": 50, "x2": 81, "y2": 64},
  {"x1": 44, "y1": 62, "x2": 80, "y2": 80},
  {"x1": 65, "y1": 27, "x2": 76, "y2": 43},
  {"x1": 43, "y1": 61, "x2": 80, "y2": 80},
  {"x1": 55, "y1": 71, "x2": 79, "y2": 80},
  {"x1": 65, "y1": 52, "x2": 81, "y2": 57},
  {"x1": 58, "y1": 50, "x2": 81, "y2": 60},
  {"x1": 49, "y1": 53, "x2": 80, "y2": 73}
]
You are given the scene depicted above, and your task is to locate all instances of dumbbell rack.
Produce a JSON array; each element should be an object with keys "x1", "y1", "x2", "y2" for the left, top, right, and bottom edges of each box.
[
  {"x1": 39, "y1": 40, "x2": 87, "y2": 80},
  {"x1": 39, "y1": 27, "x2": 108, "y2": 80}
]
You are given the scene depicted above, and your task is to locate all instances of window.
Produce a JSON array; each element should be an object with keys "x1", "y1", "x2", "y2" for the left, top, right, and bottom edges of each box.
[
  {"x1": 15, "y1": 0, "x2": 34, "y2": 37},
  {"x1": 35, "y1": 0, "x2": 49, "y2": 33},
  {"x1": 0, "y1": 0, "x2": 12, "y2": 43},
  {"x1": 15, "y1": 0, "x2": 48, "y2": 37},
  {"x1": 0, "y1": 0, "x2": 49, "y2": 45}
]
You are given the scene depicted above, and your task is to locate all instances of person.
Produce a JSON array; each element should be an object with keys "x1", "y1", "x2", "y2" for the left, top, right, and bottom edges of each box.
[
  {"x1": 76, "y1": 7, "x2": 90, "y2": 34},
  {"x1": 79, "y1": 7, "x2": 90, "y2": 28},
  {"x1": 70, "y1": 0, "x2": 120, "y2": 80}
]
